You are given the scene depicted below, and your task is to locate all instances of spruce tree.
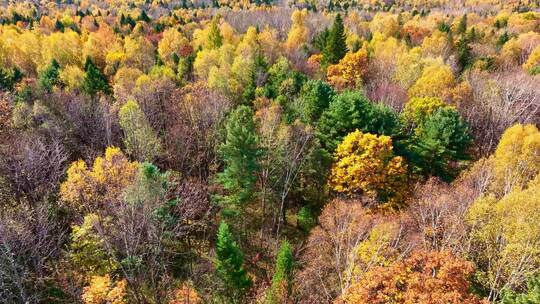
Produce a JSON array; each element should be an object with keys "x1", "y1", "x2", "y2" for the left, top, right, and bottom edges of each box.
[
  {"x1": 266, "y1": 241, "x2": 294, "y2": 304},
  {"x1": 323, "y1": 13, "x2": 348, "y2": 65},
  {"x1": 39, "y1": 59, "x2": 61, "y2": 92},
  {"x1": 217, "y1": 105, "x2": 261, "y2": 218},
  {"x1": 215, "y1": 221, "x2": 252, "y2": 302},
  {"x1": 82, "y1": 56, "x2": 111, "y2": 96},
  {"x1": 410, "y1": 107, "x2": 472, "y2": 181}
]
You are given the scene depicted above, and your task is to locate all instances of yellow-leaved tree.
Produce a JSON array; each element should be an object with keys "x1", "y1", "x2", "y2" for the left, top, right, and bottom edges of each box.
[
  {"x1": 329, "y1": 130, "x2": 408, "y2": 206},
  {"x1": 490, "y1": 123, "x2": 540, "y2": 196},
  {"x1": 408, "y1": 59, "x2": 456, "y2": 100},
  {"x1": 327, "y1": 48, "x2": 369, "y2": 90},
  {"x1": 60, "y1": 147, "x2": 139, "y2": 211},
  {"x1": 285, "y1": 9, "x2": 309, "y2": 51},
  {"x1": 82, "y1": 275, "x2": 127, "y2": 304},
  {"x1": 401, "y1": 97, "x2": 452, "y2": 126}
]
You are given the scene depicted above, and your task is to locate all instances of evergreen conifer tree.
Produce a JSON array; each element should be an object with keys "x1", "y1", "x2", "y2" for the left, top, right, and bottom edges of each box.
[
  {"x1": 323, "y1": 14, "x2": 348, "y2": 65},
  {"x1": 82, "y1": 56, "x2": 111, "y2": 96},
  {"x1": 215, "y1": 221, "x2": 252, "y2": 302},
  {"x1": 217, "y1": 105, "x2": 261, "y2": 218},
  {"x1": 39, "y1": 59, "x2": 61, "y2": 92}
]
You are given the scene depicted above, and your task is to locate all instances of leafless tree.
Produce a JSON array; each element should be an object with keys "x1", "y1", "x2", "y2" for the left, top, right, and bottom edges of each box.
[
  {"x1": 0, "y1": 203, "x2": 67, "y2": 304},
  {"x1": 0, "y1": 137, "x2": 67, "y2": 205},
  {"x1": 463, "y1": 70, "x2": 540, "y2": 155}
]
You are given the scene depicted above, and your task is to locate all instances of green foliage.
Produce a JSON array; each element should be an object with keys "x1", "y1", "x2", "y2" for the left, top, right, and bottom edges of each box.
[
  {"x1": 38, "y1": 59, "x2": 61, "y2": 92},
  {"x1": 313, "y1": 27, "x2": 330, "y2": 52},
  {"x1": 502, "y1": 276, "x2": 540, "y2": 304},
  {"x1": 497, "y1": 32, "x2": 510, "y2": 48},
  {"x1": 215, "y1": 221, "x2": 252, "y2": 302},
  {"x1": 217, "y1": 105, "x2": 262, "y2": 218},
  {"x1": 82, "y1": 56, "x2": 111, "y2": 96},
  {"x1": 409, "y1": 107, "x2": 472, "y2": 181},
  {"x1": 323, "y1": 13, "x2": 348, "y2": 65},
  {"x1": 0, "y1": 67, "x2": 22, "y2": 92},
  {"x1": 316, "y1": 91, "x2": 400, "y2": 153},
  {"x1": 456, "y1": 35, "x2": 472, "y2": 70},
  {"x1": 296, "y1": 79, "x2": 335, "y2": 124},
  {"x1": 297, "y1": 206, "x2": 317, "y2": 232},
  {"x1": 118, "y1": 100, "x2": 162, "y2": 162},
  {"x1": 266, "y1": 241, "x2": 294, "y2": 304},
  {"x1": 69, "y1": 214, "x2": 118, "y2": 276},
  {"x1": 438, "y1": 22, "x2": 451, "y2": 33},
  {"x1": 264, "y1": 57, "x2": 307, "y2": 100}
]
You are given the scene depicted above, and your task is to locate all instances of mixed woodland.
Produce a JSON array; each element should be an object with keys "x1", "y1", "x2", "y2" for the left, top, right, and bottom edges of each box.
[{"x1": 0, "y1": 0, "x2": 540, "y2": 303}]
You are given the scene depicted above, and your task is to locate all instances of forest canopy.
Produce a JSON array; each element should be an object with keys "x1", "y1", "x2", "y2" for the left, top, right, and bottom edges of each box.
[{"x1": 0, "y1": 0, "x2": 539, "y2": 303}]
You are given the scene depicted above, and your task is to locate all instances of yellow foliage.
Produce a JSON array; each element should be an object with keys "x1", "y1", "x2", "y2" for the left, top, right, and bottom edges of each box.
[
  {"x1": 83, "y1": 24, "x2": 120, "y2": 70},
  {"x1": 369, "y1": 13, "x2": 399, "y2": 37},
  {"x1": 329, "y1": 130, "x2": 407, "y2": 205},
  {"x1": 490, "y1": 124, "x2": 540, "y2": 196},
  {"x1": 327, "y1": 48, "x2": 368, "y2": 90},
  {"x1": 82, "y1": 275, "x2": 127, "y2": 304},
  {"x1": 285, "y1": 9, "x2": 309, "y2": 51},
  {"x1": 41, "y1": 30, "x2": 83, "y2": 70},
  {"x1": 123, "y1": 36, "x2": 155, "y2": 72},
  {"x1": 421, "y1": 30, "x2": 452, "y2": 58},
  {"x1": 158, "y1": 27, "x2": 191, "y2": 67},
  {"x1": 369, "y1": 33, "x2": 406, "y2": 70},
  {"x1": 408, "y1": 59, "x2": 456, "y2": 100},
  {"x1": 60, "y1": 147, "x2": 139, "y2": 211},
  {"x1": 348, "y1": 222, "x2": 399, "y2": 280},
  {"x1": 402, "y1": 97, "x2": 452, "y2": 125},
  {"x1": 467, "y1": 181, "x2": 540, "y2": 296},
  {"x1": 523, "y1": 44, "x2": 540, "y2": 73},
  {"x1": 59, "y1": 65, "x2": 85, "y2": 90},
  {"x1": 394, "y1": 47, "x2": 424, "y2": 89}
]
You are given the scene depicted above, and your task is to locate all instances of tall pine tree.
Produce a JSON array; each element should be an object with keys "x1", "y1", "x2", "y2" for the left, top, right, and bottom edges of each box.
[
  {"x1": 215, "y1": 221, "x2": 252, "y2": 303},
  {"x1": 323, "y1": 13, "x2": 348, "y2": 65},
  {"x1": 217, "y1": 105, "x2": 261, "y2": 218},
  {"x1": 82, "y1": 56, "x2": 111, "y2": 96}
]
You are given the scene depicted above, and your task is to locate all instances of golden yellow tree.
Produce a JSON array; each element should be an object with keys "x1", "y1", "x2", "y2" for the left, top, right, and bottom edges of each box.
[
  {"x1": 490, "y1": 124, "x2": 540, "y2": 196},
  {"x1": 408, "y1": 59, "x2": 456, "y2": 100},
  {"x1": 402, "y1": 97, "x2": 452, "y2": 126},
  {"x1": 329, "y1": 130, "x2": 407, "y2": 205},
  {"x1": 60, "y1": 147, "x2": 139, "y2": 211},
  {"x1": 158, "y1": 27, "x2": 191, "y2": 68},
  {"x1": 327, "y1": 48, "x2": 369, "y2": 90},
  {"x1": 82, "y1": 275, "x2": 127, "y2": 304},
  {"x1": 285, "y1": 9, "x2": 309, "y2": 51}
]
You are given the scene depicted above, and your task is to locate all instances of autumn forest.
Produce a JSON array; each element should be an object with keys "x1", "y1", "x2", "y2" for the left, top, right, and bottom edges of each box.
[{"x1": 0, "y1": 0, "x2": 539, "y2": 303}]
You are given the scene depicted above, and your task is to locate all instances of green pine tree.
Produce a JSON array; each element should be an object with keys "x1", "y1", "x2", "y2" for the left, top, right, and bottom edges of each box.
[
  {"x1": 38, "y1": 59, "x2": 61, "y2": 92},
  {"x1": 82, "y1": 56, "x2": 111, "y2": 96},
  {"x1": 456, "y1": 35, "x2": 472, "y2": 70},
  {"x1": 323, "y1": 13, "x2": 348, "y2": 65},
  {"x1": 215, "y1": 221, "x2": 252, "y2": 303},
  {"x1": 410, "y1": 107, "x2": 472, "y2": 181},
  {"x1": 217, "y1": 105, "x2": 261, "y2": 218},
  {"x1": 316, "y1": 91, "x2": 400, "y2": 154},
  {"x1": 266, "y1": 241, "x2": 294, "y2": 304}
]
